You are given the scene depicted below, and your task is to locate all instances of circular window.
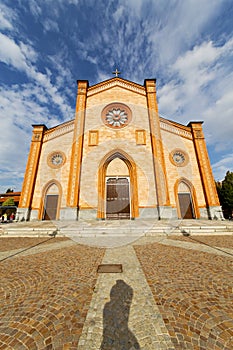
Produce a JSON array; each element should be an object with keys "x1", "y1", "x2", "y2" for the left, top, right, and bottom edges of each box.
[
  {"x1": 47, "y1": 151, "x2": 66, "y2": 168},
  {"x1": 102, "y1": 103, "x2": 132, "y2": 129},
  {"x1": 170, "y1": 149, "x2": 189, "y2": 167}
]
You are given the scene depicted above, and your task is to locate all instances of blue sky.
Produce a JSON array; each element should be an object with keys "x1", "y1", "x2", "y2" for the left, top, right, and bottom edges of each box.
[{"x1": 0, "y1": 0, "x2": 233, "y2": 193}]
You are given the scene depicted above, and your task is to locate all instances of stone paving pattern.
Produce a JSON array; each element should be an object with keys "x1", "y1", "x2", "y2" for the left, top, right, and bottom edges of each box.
[
  {"x1": 0, "y1": 237, "x2": 69, "y2": 252},
  {"x1": 134, "y1": 242, "x2": 233, "y2": 350},
  {"x1": 0, "y1": 235, "x2": 233, "y2": 349},
  {"x1": 78, "y1": 245, "x2": 174, "y2": 349},
  {"x1": 168, "y1": 235, "x2": 233, "y2": 249},
  {"x1": 0, "y1": 243, "x2": 105, "y2": 350}
]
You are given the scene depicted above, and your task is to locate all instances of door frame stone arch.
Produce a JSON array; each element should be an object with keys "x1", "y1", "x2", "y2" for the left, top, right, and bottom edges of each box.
[
  {"x1": 174, "y1": 178, "x2": 200, "y2": 219},
  {"x1": 39, "y1": 180, "x2": 62, "y2": 220},
  {"x1": 97, "y1": 149, "x2": 139, "y2": 219}
]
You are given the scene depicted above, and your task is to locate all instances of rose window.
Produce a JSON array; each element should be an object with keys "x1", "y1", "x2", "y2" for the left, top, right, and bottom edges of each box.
[
  {"x1": 106, "y1": 108, "x2": 128, "y2": 127},
  {"x1": 47, "y1": 151, "x2": 66, "y2": 168},
  {"x1": 102, "y1": 103, "x2": 132, "y2": 129},
  {"x1": 169, "y1": 149, "x2": 189, "y2": 167}
]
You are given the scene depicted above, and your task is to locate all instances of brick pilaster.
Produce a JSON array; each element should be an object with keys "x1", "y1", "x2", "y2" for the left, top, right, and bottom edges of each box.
[
  {"x1": 67, "y1": 80, "x2": 88, "y2": 207},
  {"x1": 145, "y1": 79, "x2": 170, "y2": 211}
]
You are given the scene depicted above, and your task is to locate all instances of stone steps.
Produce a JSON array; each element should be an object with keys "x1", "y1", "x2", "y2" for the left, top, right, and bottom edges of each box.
[
  {"x1": 1, "y1": 221, "x2": 233, "y2": 238},
  {"x1": 174, "y1": 225, "x2": 233, "y2": 236},
  {"x1": 0, "y1": 226, "x2": 58, "y2": 237}
]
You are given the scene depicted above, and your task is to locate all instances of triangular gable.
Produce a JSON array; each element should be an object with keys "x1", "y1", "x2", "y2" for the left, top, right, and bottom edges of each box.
[
  {"x1": 87, "y1": 77, "x2": 146, "y2": 97},
  {"x1": 43, "y1": 119, "x2": 74, "y2": 142},
  {"x1": 160, "y1": 116, "x2": 193, "y2": 140}
]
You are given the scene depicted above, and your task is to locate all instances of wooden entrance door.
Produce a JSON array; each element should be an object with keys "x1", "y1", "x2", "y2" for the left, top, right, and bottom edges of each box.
[
  {"x1": 43, "y1": 195, "x2": 58, "y2": 220},
  {"x1": 106, "y1": 178, "x2": 130, "y2": 219},
  {"x1": 178, "y1": 193, "x2": 194, "y2": 219}
]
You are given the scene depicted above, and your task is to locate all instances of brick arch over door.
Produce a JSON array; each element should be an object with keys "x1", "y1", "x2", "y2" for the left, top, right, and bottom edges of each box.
[
  {"x1": 39, "y1": 180, "x2": 62, "y2": 220},
  {"x1": 97, "y1": 149, "x2": 139, "y2": 219},
  {"x1": 174, "y1": 178, "x2": 200, "y2": 219}
]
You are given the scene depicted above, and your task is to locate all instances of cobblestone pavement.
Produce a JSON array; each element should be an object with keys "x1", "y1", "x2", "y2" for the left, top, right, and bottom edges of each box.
[
  {"x1": 78, "y1": 245, "x2": 174, "y2": 350},
  {"x1": 134, "y1": 241, "x2": 233, "y2": 350},
  {"x1": 0, "y1": 235, "x2": 232, "y2": 349},
  {"x1": 0, "y1": 237, "x2": 70, "y2": 252},
  {"x1": 0, "y1": 243, "x2": 105, "y2": 350},
  {"x1": 167, "y1": 235, "x2": 233, "y2": 249}
]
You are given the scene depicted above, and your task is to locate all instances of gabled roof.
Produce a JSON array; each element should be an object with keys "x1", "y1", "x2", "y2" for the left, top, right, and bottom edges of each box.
[{"x1": 87, "y1": 77, "x2": 146, "y2": 97}]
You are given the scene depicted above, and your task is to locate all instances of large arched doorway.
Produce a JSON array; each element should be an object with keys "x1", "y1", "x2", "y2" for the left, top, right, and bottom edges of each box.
[
  {"x1": 175, "y1": 179, "x2": 199, "y2": 219},
  {"x1": 42, "y1": 182, "x2": 61, "y2": 220},
  {"x1": 106, "y1": 158, "x2": 130, "y2": 219},
  {"x1": 98, "y1": 150, "x2": 139, "y2": 220}
]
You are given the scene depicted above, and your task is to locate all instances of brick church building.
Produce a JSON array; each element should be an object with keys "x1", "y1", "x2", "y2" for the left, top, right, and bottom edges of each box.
[{"x1": 17, "y1": 74, "x2": 222, "y2": 221}]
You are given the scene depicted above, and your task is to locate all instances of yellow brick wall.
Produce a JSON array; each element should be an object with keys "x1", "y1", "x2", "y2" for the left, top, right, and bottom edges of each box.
[
  {"x1": 30, "y1": 84, "x2": 208, "y2": 218},
  {"x1": 79, "y1": 86, "x2": 158, "y2": 209},
  {"x1": 31, "y1": 129, "x2": 74, "y2": 210},
  {"x1": 161, "y1": 130, "x2": 206, "y2": 206}
]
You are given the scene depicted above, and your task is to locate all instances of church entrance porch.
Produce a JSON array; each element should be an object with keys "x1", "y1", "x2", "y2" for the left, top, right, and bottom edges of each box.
[
  {"x1": 97, "y1": 150, "x2": 139, "y2": 220},
  {"x1": 106, "y1": 177, "x2": 130, "y2": 220}
]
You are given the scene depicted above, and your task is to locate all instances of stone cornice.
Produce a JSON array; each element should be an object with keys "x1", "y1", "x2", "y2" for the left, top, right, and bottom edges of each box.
[
  {"x1": 160, "y1": 117, "x2": 192, "y2": 140},
  {"x1": 87, "y1": 77, "x2": 146, "y2": 97},
  {"x1": 43, "y1": 120, "x2": 74, "y2": 142}
]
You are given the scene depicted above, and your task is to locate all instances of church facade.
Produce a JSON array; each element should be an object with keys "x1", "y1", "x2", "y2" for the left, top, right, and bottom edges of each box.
[{"x1": 17, "y1": 76, "x2": 222, "y2": 221}]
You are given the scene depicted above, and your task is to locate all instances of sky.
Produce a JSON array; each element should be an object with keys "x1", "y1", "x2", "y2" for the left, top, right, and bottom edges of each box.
[{"x1": 0, "y1": 0, "x2": 233, "y2": 193}]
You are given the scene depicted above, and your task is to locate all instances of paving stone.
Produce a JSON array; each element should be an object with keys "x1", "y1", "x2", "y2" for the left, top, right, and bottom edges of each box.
[
  {"x1": 134, "y1": 241, "x2": 233, "y2": 349},
  {"x1": 78, "y1": 245, "x2": 174, "y2": 349},
  {"x1": 168, "y1": 235, "x2": 233, "y2": 249},
  {"x1": 0, "y1": 231, "x2": 233, "y2": 349},
  {"x1": 0, "y1": 237, "x2": 70, "y2": 252},
  {"x1": 0, "y1": 244, "x2": 105, "y2": 349}
]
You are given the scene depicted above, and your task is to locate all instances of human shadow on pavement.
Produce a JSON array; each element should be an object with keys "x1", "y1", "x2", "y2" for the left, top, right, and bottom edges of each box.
[{"x1": 101, "y1": 279, "x2": 140, "y2": 350}]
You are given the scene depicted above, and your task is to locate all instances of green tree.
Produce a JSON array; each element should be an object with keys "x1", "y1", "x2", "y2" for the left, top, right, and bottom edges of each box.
[
  {"x1": 2, "y1": 198, "x2": 15, "y2": 206},
  {"x1": 219, "y1": 171, "x2": 233, "y2": 218},
  {"x1": 215, "y1": 181, "x2": 222, "y2": 203},
  {"x1": 1, "y1": 197, "x2": 16, "y2": 218}
]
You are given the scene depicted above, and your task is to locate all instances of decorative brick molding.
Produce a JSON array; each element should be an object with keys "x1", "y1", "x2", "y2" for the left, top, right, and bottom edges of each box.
[
  {"x1": 43, "y1": 121, "x2": 74, "y2": 142},
  {"x1": 88, "y1": 130, "x2": 99, "y2": 146},
  {"x1": 87, "y1": 78, "x2": 146, "y2": 97},
  {"x1": 160, "y1": 120, "x2": 192, "y2": 140},
  {"x1": 136, "y1": 130, "x2": 146, "y2": 145}
]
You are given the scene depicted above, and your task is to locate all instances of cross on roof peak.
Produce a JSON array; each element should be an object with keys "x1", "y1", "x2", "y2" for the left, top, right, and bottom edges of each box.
[{"x1": 112, "y1": 68, "x2": 121, "y2": 77}]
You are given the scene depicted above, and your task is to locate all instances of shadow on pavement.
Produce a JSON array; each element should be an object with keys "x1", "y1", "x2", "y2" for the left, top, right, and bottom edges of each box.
[
  {"x1": 101, "y1": 279, "x2": 140, "y2": 350},
  {"x1": 0, "y1": 237, "x2": 55, "y2": 262},
  {"x1": 184, "y1": 235, "x2": 233, "y2": 257}
]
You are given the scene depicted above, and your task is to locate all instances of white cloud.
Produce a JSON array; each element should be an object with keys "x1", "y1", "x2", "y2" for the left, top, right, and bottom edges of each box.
[
  {"x1": 0, "y1": 33, "x2": 29, "y2": 71},
  {"x1": 43, "y1": 18, "x2": 59, "y2": 33},
  {"x1": 113, "y1": 5, "x2": 125, "y2": 22},
  {"x1": 0, "y1": 33, "x2": 73, "y2": 119},
  {"x1": 0, "y1": 3, "x2": 16, "y2": 31},
  {"x1": 158, "y1": 37, "x2": 233, "y2": 154},
  {"x1": 0, "y1": 83, "x2": 66, "y2": 191},
  {"x1": 19, "y1": 41, "x2": 38, "y2": 63},
  {"x1": 28, "y1": 0, "x2": 42, "y2": 18},
  {"x1": 212, "y1": 154, "x2": 233, "y2": 181},
  {"x1": 149, "y1": 0, "x2": 226, "y2": 66},
  {"x1": 0, "y1": 10, "x2": 12, "y2": 30}
]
